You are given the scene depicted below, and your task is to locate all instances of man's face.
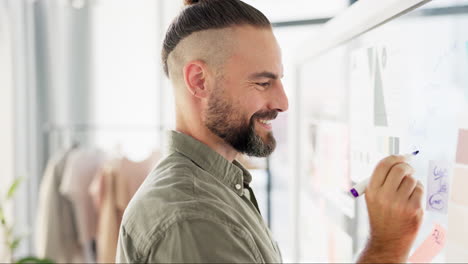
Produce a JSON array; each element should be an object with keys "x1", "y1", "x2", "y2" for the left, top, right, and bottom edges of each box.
[{"x1": 203, "y1": 26, "x2": 289, "y2": 157}]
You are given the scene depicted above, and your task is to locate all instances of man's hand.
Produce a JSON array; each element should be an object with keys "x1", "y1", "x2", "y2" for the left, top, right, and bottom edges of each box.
[{"x1": 358, "y1": 155, "x2": 424, "y2": 263}]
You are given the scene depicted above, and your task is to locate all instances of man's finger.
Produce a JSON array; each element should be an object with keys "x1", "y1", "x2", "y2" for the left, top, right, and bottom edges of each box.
[
  {"x1": 396, "y1": 175, "x2": 418, "y2": 199},
  {"x1": 409, "y1": 181, "x2": 424, "y2": 207},
  {"x1": 369, "y1": 155, "x2": 408, "y2": 189},
  {"x1": 384, "y1": 163, "x2": 415, "y2": 193}
]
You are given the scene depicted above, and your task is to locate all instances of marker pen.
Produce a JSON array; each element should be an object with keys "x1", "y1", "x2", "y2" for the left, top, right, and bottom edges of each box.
[{"x1": 349, "y1": 150, "x2": 420, "y2": 198}]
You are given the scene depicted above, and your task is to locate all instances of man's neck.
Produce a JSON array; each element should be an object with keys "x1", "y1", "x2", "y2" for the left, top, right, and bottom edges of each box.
[{"x1": 175, "y1": 126, "x2": 238, "y2": 162}]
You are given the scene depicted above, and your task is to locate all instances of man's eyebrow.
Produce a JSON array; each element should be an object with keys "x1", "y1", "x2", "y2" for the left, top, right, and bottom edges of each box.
[{"x1": 248, "y1": 71, "x2": 281, "y2": 80}]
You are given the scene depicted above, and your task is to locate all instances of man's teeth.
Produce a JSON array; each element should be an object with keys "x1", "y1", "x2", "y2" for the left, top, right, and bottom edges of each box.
[{"x1": 259, "y1": 119, "x2": 271, "y2": 125}]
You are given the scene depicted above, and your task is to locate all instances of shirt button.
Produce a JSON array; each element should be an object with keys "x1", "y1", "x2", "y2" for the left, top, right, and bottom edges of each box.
[{"x1": 235, "y1": 184, "x2": 241, "y2": 190}]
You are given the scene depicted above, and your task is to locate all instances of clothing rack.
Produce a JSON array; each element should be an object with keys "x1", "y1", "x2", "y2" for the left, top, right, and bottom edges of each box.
[
  {"x1": 36, "y1": 126, "x2": 164, "y2": 264},
  {"x1": 42, "y1": 123, "x2": 165, "y2": 133},
  {"x1": 41, "y1": 123, "x2": 165, "y2": 157}
]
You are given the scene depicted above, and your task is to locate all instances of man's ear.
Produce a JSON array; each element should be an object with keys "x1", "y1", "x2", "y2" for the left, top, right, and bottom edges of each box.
[{"x1": 183, "y1": 60, "x2": 210, "y2": 99}]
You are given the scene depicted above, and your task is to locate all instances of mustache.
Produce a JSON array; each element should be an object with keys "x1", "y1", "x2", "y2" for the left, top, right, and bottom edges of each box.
[{"x1": 252, "y1": 110, "x2": 278, "y2": 121}]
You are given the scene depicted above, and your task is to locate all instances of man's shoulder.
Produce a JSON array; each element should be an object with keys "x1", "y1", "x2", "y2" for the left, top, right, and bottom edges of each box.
[
  {"x1": 153, "y1": 151, "x2": 200, "y2": 176},
  {"x1": 118, "y1": 152, "x2": 221, "y2": 250},
  {"x1": 122, "y1": 152, "x2": 197, "y2": 221}
]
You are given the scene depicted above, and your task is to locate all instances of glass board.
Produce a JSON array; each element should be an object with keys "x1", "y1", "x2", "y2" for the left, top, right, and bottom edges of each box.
[{"x1": 296, "y1": 2, "x2": 468, "y2": 262}]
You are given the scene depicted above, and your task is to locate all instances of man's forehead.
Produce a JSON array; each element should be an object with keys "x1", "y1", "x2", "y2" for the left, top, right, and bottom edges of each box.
[
  {"x1": 231, "y1": 26, "x2": 280, "y2": 55},
  {"x1": 226, "y1": 26, "x2": 283, "y2": 78}
]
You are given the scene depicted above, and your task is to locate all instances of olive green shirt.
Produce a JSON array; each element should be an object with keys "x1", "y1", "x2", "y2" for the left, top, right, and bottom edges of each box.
[{"x1": 116, "y1": 131, "x2": 282, "y2": 263}]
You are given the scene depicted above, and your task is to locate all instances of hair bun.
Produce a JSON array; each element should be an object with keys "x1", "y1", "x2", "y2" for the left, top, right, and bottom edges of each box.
[{"x1": 184, "y1": 0, "x2": 201, "y2": 6}]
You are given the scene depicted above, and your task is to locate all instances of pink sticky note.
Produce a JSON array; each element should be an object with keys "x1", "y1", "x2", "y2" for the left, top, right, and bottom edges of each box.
[
  {"x1": 408, "y1": 224, "x2": 447, "y2": 263},
  {"x1": 451, "y1": 167, "x2": 468, "y2": 206},
  {"x1": 456, "y1": 129, "x2": 468, "y2": 165}
]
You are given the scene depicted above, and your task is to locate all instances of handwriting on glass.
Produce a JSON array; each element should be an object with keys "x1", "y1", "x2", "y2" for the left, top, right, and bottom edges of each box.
[
  {"x1": 408, "y1": 224, "x2": 446, "y2": 263},
  {"x1": 426, "y1": 161, "x2": 451, "y2": 214},
  {"x1": 429, "y1": 166, "x2": 447, "y2": 209},
  {"x1": 431, "y1": 227, "x2": 445, "y2": 245}
]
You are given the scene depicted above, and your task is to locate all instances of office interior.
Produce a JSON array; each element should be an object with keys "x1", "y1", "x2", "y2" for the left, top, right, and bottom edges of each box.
[{"x1": 1, "y1": 0, "x2": 468, "y2": 263}]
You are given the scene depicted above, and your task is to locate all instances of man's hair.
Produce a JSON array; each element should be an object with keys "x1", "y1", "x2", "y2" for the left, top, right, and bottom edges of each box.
[{"x1": 161, "y1": 0, "x2": 271, "y2": 78}]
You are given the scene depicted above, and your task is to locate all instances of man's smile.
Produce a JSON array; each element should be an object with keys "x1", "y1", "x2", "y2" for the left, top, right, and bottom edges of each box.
[{"x1": 257, "y1": 119, "x2": 273, "y2": 130}]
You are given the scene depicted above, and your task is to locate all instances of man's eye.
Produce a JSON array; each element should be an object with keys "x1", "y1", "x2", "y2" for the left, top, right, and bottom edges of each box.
[{"x1": 256, "y1": 82, "x2": 270, "y2": 88}]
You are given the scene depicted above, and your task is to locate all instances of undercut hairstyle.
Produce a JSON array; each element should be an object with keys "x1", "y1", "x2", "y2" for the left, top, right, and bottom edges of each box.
[{"x1": 161, "y1": 0, "x2": 272, "y2": 78}]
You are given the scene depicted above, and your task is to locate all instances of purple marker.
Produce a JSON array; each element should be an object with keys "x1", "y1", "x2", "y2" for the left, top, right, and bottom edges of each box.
[{"x1": 349, "y1": 150, "x2": 420, "y2": 198}]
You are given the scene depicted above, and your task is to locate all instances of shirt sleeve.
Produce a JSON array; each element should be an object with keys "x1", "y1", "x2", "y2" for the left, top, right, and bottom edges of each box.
[{"x1": 143, "y1": 218, "x2": 263, "y2": 263}]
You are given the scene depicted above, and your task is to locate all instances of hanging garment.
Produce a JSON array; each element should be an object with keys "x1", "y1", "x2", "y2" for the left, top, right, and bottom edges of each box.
[
  {"x1": 59, "y1": 148, "x2": 107, "y2": 262},
  {"x1": 89, "y1": 151, "x2": 160, "y2": 263},
  {"x1": 35, "y1": 148, "x2": 83, "y2": 263}
]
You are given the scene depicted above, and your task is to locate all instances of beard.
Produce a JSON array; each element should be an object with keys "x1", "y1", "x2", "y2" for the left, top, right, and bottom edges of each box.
[{"x1": 204, "y1": 86, "x2": 277, "y2": 157}]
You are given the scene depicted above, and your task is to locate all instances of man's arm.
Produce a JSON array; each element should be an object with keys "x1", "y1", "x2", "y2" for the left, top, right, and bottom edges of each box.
[
  {"x1": 118, "y1": 217, "x2": 262, "y2": 263},
  {"x1": 357, "y1": 155, "x2": 424, "y2": 263}
]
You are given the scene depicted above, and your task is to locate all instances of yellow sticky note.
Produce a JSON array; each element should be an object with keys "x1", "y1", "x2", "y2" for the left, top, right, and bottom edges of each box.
[{"x1": 408, "y1": 224, "x2": 446, "y2": 263}]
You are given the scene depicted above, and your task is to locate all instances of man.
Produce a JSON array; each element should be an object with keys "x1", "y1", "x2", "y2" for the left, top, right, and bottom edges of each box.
[{"x1": 116, "y1": 0, "x2": 424, "y2": 262}]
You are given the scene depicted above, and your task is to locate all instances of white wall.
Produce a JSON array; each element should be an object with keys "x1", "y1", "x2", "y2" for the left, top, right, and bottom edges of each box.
[
  {"x1": 244, "y1": 0, "x2": 348, "y2": 22},
  {"x1": 0, "y1": 1, "x2": 15, "y2": 261},
  {"x1": 91, "y1": 0, "x2": 162, "y2": 160}
]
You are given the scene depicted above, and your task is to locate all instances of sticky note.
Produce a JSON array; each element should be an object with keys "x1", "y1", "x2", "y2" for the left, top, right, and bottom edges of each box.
[
  {"x1": 447, "y1": 203, "x2": 468, "y2": 262},
  {"x1": 446, "y1": 241, "x2": 468, "y2": 263},
  {"x1": 408, "y1": 224, "x2": 447, "y2": 263},
  {"x1": 426, "y1": 160, "x2": 451, "y2": 214},
  {"x1": 450, "y1": 167, "x2": 468, "y2": 206},
  {"x1": 455, "y1": 129, "x2": 468, "y2": 165},
  {"x1": 448, "y1": 203, "x2": 468, "y2": 246}
]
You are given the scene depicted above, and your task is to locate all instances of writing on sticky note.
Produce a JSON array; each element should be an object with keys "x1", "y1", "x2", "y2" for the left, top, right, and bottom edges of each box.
[
  {"x1": 408, "y1": 224, "x2": 447, "y2": 263},
  {"x1": 426, "y1": 160, "x2": 451, "y2": 214}
]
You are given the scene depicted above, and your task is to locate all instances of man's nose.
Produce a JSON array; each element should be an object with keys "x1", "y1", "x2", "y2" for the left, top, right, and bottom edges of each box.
[{"x1": 268, "y1": 82, "x2": 289, "y2": 112}]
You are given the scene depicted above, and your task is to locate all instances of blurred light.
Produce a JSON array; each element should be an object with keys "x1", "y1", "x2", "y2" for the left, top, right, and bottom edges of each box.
[
  {"x1": 71, "y1": 0, "x2": 85, "y2": 9},
  {"x1": 243, "y1": 0, "x2": 349, "y2": 22}
]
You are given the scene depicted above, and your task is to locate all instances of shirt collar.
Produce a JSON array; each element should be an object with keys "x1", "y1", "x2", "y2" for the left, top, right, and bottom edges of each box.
[{"x1": 165, "y1": 130, "x2": 252, "y2": 196}]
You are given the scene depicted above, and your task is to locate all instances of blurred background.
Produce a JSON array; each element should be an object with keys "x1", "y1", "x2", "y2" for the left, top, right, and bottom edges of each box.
[{"x1": 1, "y1": 0, "x2": 468, "y2": 263}]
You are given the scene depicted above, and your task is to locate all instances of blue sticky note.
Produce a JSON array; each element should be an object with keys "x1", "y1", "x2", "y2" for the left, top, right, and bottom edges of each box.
[{"x1": 426, "y1": 160, "x2": 451, "y2": 214}]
